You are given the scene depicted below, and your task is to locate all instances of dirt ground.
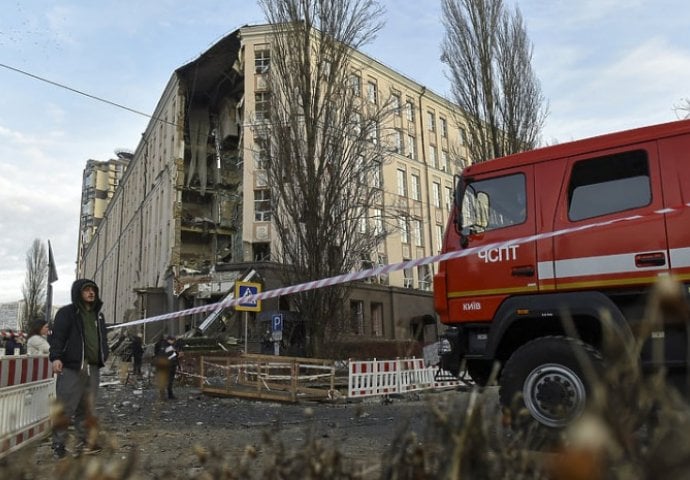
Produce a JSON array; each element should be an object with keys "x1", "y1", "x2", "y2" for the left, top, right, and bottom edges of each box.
[{"x1": 16, "y1": 366, "x2": 477, "y2": 479}]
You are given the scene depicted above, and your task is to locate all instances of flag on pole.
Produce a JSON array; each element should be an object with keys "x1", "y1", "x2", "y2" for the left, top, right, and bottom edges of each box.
[{"x1": 48, "y1": 240, "x2": 58, "y2": 284}]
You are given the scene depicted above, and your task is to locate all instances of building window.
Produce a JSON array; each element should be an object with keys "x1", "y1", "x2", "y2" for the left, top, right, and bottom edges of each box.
[
  {"x1": 254, "y1": 189, "x2": 271, "y2": 221},
  {"x1": 441, "y1": 150, "x2": 450, "y2": 171},
  {"x1": 255, "y1": 92, "x2": 270, "y2": 121},
  {"x1": 399, "y1": 217, "x2": 409, "y2": 244},
  {"x1": 403, "y1": 266, "x2": 414, "y2": 288},
  {"x1": 368, "y1": 121, "x2": 379, "y2": 145},
  {"x1": 411, "y1": 173, "x2": 421, "y2": 201},
  {"x1": 418, "y1": 265, "x2": 432, "y2": 291},
  {"x1": 351, "y1": 112, "x2": 362, "y2": 136},
  {"x1": 436, "y1": 225, "x2": 444, "y2": 253},
  {"x1": 405, "y1": 100, "x2": 415, "y2": 122},
  {"x1": 406, "y1": 135, "x2": 416, "y2": 160},
  {"x1": 373, "y1": 208, "x2": 383, "y2": 235},
  {"x1": 430, "y1": 145, "x2": 438, "y2": 169},
  {"x1": 350, "y1": 300, "x2": 364, "y2": 335},
  {"x1": 367, "y1": 81, "x2": 378, "y2": 104},
  {"x1": 440, "y1": 117, "x2": 448, "y2": 138},
  {"x1": 394, "y1": 129, "x2": 403, "y2": 154},
  {"x1": 412, "y1": 219, "x2": 423, "y2": 246},
  {"x1": 397, "y1": 169, "x2": 407, "y2": 197},
  {"x1": 371, "y1": 162, "x2": 383, "y2": 188},
  {"x1": 359, "y1": 213, "x2": 367, "y2": 233},
  {"x1": 460, "y1": 127, "x2": 467, "y2": 145},
  {"x1": 445, "y1": 186, "x2": 453, "y2": 211},
  {"x1": 254, "y1": 137, "x2": 269, "y2": 170},
  {"x1": 253, "y1": 242, "x2": 270, "y2": 261},
  {"x1": 350, "y1": 73, "x2": 361, "y2": 96},
  {"x1": 391, "y1": 93, "x2": 401, "y2": 115},
  {"x1": 255, "y1": 49, "x2": 270, "y2": 73},
  {"x1": 432, "y1": 182, "x2": 441, "y2": 208},
  {"x1": 371, "y1": 303, "x2": 384, "y2": 337},
  {"x1": 427, "y1": 111, "x2": 436, "y2": 132}
]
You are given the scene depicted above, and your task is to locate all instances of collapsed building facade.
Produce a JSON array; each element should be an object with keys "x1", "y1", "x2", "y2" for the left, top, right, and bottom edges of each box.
[{"x1": 77, "y1": 25, "x2": 470, "y2": 352}]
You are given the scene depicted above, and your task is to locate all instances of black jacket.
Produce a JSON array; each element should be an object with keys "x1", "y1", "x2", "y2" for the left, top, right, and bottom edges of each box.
[{"x1": 49, "y1": 279, "x2": 110, "y2": 370}]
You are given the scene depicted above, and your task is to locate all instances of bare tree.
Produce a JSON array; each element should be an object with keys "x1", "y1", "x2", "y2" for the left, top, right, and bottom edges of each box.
[
  {"x1": 441, "y1": 0, "x2": 548, "y2": 163},
  {"x1": 257, "y1": 0, "x2": 391, "y2": 355},
  {"x1": 674, "y1": 98, "x2": 690, "y2": 119},
  {"x1": 22, "y1": 239, "x2": 47, "y2": 331}
]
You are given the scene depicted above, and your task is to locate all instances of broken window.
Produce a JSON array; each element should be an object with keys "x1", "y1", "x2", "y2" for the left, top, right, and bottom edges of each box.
[
  {"x1": 255, "y1": 92, "x2": 270, "y2": 121},
  {"x1": 371, "y1": 303, "x2": 384, "y2": 336},
  {"x1": 349, "y1": 73, "x2": 361, "y2": 96},
  {"x1": 418, "y1": 264, "x2": 432, "y2": 291},
  {"x1": 406, "y1": 135, "x2": 416, "y2": 160},
  {"x1": 405, "y1": 100, "x2": 415, "y2": 122},
  {"x1": 397, "y1": 169, "x2": 407, "y2": 197},
  {"x1": 399, "y1": 217, "x2": 409, "y2": 244},
  {"x1": 393, "y1": 129, "x2": 403, "y2": 153},
  {"x1": 253, "y1": 242, "x2": 270, "y2": 262},
  {"x1": 350, "y1": 300, "x2": 364, "y2": 335},
  {"x1": 367, "y1": 81, "x2": 377, "y2": 104},
  {"x1": 255, "y1": 49, "x2": 270, "y2": 73},
  {"x1": 412, "y1": 219, "x2": 423, "y2": 246},
  {"x1": 427, "y1": 111, "x2": 436, "y2": 132},
  {"x1": 403, "y1": 265, "x2": 414, "y2": 288},
  {"x1": 254, "y1": 137, "x2": 269, "y2": 170},
  {"x1": 411, "y1": 173, "x2": 421, "y2": 201},
  {"x1": 391, "y1": 93, "x2": 401, "y2": 115},
  {"x1": 254, "y1": 189, "x2": 271, "y2": 221}
]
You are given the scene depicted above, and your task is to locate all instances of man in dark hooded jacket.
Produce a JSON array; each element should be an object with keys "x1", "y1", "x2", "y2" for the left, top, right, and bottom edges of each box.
[{"x1": 49, "y1": 279, "x2": 109, "y2": 459}]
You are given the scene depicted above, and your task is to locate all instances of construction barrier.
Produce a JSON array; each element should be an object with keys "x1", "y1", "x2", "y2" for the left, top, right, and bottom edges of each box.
[
  {"x1": 348, "y1": 357, "x2": 460, "y2": 398},
  {"x1": 200, "y1": 353, "x2": 340, "y2": 402},
  {"x1": 0, "y1": 355, "x2": 55, "y2": 459}
]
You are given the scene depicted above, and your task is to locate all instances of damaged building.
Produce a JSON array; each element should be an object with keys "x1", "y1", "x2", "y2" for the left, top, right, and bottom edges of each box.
[{"x1": 77, "y1": 24, "x2": 470, "y2": 352}]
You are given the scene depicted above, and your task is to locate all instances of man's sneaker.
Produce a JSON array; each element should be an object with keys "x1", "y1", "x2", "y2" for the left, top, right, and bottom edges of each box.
[
  {"x1": 53, "y1": 446, "x2": 67, "y2": 459},
  {"x1": 74, "y1": 442, "x2": 103, "y2": 456}
]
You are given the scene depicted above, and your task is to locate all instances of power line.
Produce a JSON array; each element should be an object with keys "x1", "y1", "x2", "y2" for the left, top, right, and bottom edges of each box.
[{"x1": 0, "y1": 62, "x2": 178, "y2": 127}]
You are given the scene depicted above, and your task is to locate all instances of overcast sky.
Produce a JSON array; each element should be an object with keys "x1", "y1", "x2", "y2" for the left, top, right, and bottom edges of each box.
[{"x1": 1, "y1": 0, "x2": 688, "y2": 309}]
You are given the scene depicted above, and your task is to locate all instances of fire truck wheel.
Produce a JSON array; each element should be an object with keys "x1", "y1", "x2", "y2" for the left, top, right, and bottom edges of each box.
[{"x1": 499, "y1": 336, "x2": 603, "y2": 431}]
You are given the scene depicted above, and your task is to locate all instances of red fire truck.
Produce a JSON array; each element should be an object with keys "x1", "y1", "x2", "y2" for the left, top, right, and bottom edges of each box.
[{"x1": 434, "y1": 119, "x2": 690, "y2": 429}]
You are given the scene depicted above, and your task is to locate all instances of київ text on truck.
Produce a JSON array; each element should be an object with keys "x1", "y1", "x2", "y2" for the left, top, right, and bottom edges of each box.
[{"x1": 433, "y1": 119, "x2": 690, "y2": 429}]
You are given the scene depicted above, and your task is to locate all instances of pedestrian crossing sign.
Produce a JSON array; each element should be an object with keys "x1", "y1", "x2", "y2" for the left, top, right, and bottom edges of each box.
[{"x1": 235, "y1": 282, "x2": 262, "y2": 312}]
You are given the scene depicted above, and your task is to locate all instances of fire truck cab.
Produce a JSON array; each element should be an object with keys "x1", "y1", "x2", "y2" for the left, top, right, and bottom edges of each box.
[{"x1": 434, "y1": 119, "x2": 690, "y2": 429}]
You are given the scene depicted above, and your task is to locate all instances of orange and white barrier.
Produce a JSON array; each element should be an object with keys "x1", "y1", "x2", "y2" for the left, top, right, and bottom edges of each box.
[
  {"x1": 0, "y1": 355, "x2": 55, "y2": 459},
  {"x1": 348, "y1": 357, "x2": 460, "y2": 398}
]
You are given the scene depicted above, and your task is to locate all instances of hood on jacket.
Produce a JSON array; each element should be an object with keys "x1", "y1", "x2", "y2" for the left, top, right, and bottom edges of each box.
[{"x1": 71, "y1": 278, "x2": 103, "y2": 311}]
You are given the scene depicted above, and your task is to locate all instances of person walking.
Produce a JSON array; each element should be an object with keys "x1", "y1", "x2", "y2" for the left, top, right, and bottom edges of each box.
[
  {"x1": 27, "y1": 319, "x2": 51, "y2": 355},
  {"x1": 49, "y1": 279, "x2": 109, "y2": 459},
  {"x1": 154, "y1": 335, "x2": 180, "y2": 400},
  {"x1": 131, "y1": 333, "x2": 144, "y2": 376},
  {"x1": 4, "y1": 330, "x2": 20, "y2": 355}
]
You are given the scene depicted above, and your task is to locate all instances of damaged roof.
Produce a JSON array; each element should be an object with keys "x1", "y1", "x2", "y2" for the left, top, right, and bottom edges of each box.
[{"x1": 175, "y1": 27, "x2": 244, "y2": 103}]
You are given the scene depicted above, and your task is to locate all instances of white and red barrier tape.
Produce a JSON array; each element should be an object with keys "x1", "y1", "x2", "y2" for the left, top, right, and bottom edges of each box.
[{"x1": 110, "y1": 203, "x2": 690, "y2": 330}]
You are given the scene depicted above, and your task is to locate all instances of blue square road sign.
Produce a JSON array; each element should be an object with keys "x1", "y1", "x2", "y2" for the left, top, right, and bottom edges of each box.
[{"x1": 235, "y1": 282, "x2": 262, "y2": 312}]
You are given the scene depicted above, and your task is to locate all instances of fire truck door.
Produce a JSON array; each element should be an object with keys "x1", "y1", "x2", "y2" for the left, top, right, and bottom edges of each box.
[
  {"x1": 551, "y1": 143, "x2": 669, "y2": 291},
  {"x1": 446, "y1": 166, "x2": 537, "y2": 322}
]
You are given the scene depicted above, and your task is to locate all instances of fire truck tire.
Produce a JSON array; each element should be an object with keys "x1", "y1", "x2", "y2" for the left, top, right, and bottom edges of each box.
[{"x1": 499, "y1": 336, "x2": 603, "y2": 431}]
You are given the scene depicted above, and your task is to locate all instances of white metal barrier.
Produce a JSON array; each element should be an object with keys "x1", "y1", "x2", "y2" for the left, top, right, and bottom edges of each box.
[
  {"x1": 0, "y1": 355, "x2": 55, "y2": 458},
  {"x1": 348, "y1": 357, "x2": 460, "y2": 398}
]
